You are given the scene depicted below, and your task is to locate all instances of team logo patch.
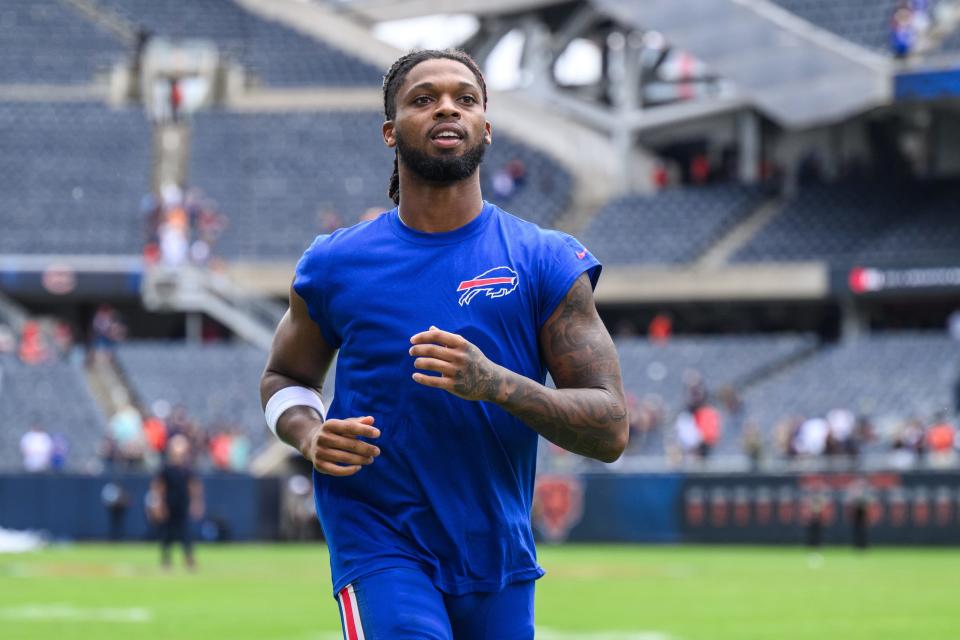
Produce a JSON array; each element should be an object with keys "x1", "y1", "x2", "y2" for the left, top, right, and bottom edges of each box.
[{"x1": 457, "y1": 266, "x2": 519, "y2": 306}]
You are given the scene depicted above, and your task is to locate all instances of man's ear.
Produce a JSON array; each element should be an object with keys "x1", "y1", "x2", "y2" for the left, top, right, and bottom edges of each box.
[
  {"x1": 383, "y1": 120, "x2": 396, "y2": 148},
  {"x1": 484, "y1": 120, "x2": 492, "y2": 145}
]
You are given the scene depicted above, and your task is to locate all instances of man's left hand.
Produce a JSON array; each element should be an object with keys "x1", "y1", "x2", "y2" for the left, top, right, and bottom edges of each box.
[{"x1": 409, "y1": 326, "x2": 504, "y2": 402}]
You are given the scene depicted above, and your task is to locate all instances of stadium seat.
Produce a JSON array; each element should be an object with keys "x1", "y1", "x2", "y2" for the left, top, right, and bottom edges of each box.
[
  {"x1": 0, "y1": 0, "x2": 124, "y2": 84},
  {"x1": 93, "y1": 0, "x2": 382, "y2": 87},
  {"x1": 581, "y1": 185, "x2": 770, "y2": 265},
  {"x1": 0, "y1": 354, "x2": 106, "y2": 471}
]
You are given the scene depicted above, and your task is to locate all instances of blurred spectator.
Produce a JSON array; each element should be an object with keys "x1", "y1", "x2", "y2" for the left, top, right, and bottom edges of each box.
[
  {"x1": 101, "y1": 481, "x2": 131, "y2": 541},
  {"x1": 20, "y1": 425, "x2": 53, "y2": 472},
  {"x1": 776, "y1": 416, "x2": 803, "y2": 458},
  {"x1": 159, "y1": 186, "x2": 190, "y2": 268},
  {"x1": 648, "y1": 313, "x2": 672, "y2": 343},
  {"x1": 651, "y1": 163, "x2": 670, "y2": 189},
  {"x1": 209, "y1": 429, "x2": 232, "y2": 470},
  {"x1": 143, "y1": 412, "x2": 168, "y2": 454},
  {"x1": 683, "y1": 369, "x2": 707, "y2": 409},
  {"x1": 614, "y1": 319, "x2": 638, "y2": 338},
  {"x1": 19, "y1": 321, "x2": 50, "y2": 365},
  {"x1": 718, "y1": 386, "x2": 744, "y2": 433},
  {"x1": 890, "y1": 2, "x2": 916, "y2": 57},
  {"x1": 689, "y1": 153, "x2": 710, "y2": 184},
  {"x1": 826, "y1": 408, "x2": 856, "y2": 456},
  {"x1": 694, "y1": 404, "x2": 721, "y2": 458},
  {"x1": 91, "y1": 304, "x2": 127, "y2": 358},
  {"x1": 167, "y1": 405, "x2": 196, "y2": 440},
  {"x1": 52, "y1": 321, "x2": 74, "y2": 359},
  {"x1": 109, "y1": 403, "x2": 145, "y2": 468},
  {"x1": 151, "y1": 434, "x2": 204, "y2": 570},
  {"x1": 911, "y1": 0, "x2": 932, "y2": 34},
  {"x1": 318, "y1": 207, "x2": 344, "y2": 234},
  {"x1": 50, "y1": 434, "x2": 68, "y2": 472},
  {"x1": 491, "y1": 159, "x2": 527, "y2": 200},
  {"x1": 794, "y1": 417, "x2": 829, "y2": 457},
  {"x1": 169, "y1": 78, "x2": 182, "y2": 122},
  {"x1": 742, "y1": 421, "x2": 763, "y2": 470},
  {"x1": 675, "y1": 409, "x2": 702, "y2": 460},
  {"x1": 228, "y1": 428, "x2": 251, "y2": 472},
  {"x1": 805, "y1": 493, "x2": 827, "y2": 549},
  {"x1": 846, "y1": 479, "x2": 871, "y2": 550},
  {"x1": 890, "y1": 417, "x2": 926, "y2": 469},
  {"x1": 926, "y1": 415, "x2": 956, "y2": 467},
  {"x1": 99, "y1": 436, "x2": 121, "y2": 471},
  {"x1": 188, "y1": 188, "x2": 228, "y2": 265},
  {"x1": 281, "y1": 474, "x2": 321, "y2": 540}
]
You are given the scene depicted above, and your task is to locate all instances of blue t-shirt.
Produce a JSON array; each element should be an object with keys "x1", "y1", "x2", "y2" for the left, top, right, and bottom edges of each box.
[{"x1": 293, "y1": 201, "x2": 601, "y2": 596}]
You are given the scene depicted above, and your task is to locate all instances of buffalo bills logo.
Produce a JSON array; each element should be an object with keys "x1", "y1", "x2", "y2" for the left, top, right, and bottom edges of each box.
[{"x1": 457, "y1": 266, "x2": 519, "y2": 307}]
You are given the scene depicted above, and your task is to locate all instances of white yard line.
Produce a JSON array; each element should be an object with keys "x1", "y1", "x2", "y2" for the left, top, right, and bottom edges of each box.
[
  {"x1": 536, "y1": 629, "x2": 673, "y2": 640},
  {"x1": 0, "y1": 604, "x2": 153, "y2": 623}
]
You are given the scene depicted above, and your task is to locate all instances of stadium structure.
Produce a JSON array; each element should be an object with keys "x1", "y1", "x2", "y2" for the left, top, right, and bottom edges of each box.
[{"x1": 2, "y1": 0, "x2": 960, "y2": 547}]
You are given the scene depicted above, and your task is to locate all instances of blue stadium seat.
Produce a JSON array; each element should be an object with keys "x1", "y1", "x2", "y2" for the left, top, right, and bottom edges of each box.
[
  {"x1": 0, "y1": 0, "x2": 125, "y2": 84},
  {"x1": 733, "y1": 180, "x2": 960, "y2": 264},
  {"x1": 189, "y1": 110, "x2": 572, "y2": 258},
  {"x1": 93, "y1": 0, "x2": 382, "y2": 86},
  {"x1": 0, "y1": 354, "x2": 106, "y2": 471},
  {"x1": 0, "y1": 101, "x2": 151, "y2": 255},
  {"x1": 114, "y1": 340, "x2": 317, "y2": 452},
  {"x1": 742, "y1": 331, "x2": 960, "y2": 439},
  {"x1": 581, "y1": 185, "x2": 769, "y2": 265},
  {"x1": 616, "y1": 333, "x2": 816, "y2": 454}
]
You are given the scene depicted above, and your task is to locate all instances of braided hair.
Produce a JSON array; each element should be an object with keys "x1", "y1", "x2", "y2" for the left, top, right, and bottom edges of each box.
[{"x1": 382, "y1": 49, "x2": 488, "y2": 205}]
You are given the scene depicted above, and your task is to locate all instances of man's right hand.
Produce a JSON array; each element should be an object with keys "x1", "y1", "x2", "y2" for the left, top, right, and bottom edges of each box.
[{"x1": 299, "y1": 416, "x2": 381, "y2": 477}]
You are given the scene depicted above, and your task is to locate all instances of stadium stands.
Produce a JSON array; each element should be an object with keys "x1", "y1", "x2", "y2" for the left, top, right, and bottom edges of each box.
[
  {"x1": 0, "y1": 101, "x2": 151, "y2": 255},
  {"x1": 581, "y1": 185, "x2": 769, "y2": 265},
  {"x1": 742, "y1": 331, "x2": 960, "y2": 437},
  {"x1": 115, "y1": 341, "x2": 270, "y2": 447},
  {"x1": 114, "y1": 340, "x2": 336, "y2": 450},
  {"x1": 93, "y1": 0, "x2": 382, "y2": 87},
  {"x1": 0, "y1": 354, "x2": 106, "y2": 471},
  {"x1": 733, "y1": 180, "x2": 960, "y2": 264},
  {"x1": 858, "y1": 180, "x2": 960, "y2": 264},
  {"x1": 770, "y1": 0, "x2": 901, "y2": 52},
  {"x1": 0, "y1": 0, "x2": 125, "y2": 85},
  {"x1": 616, "y1": 333, "x2": 816, "y2": 454},
  {"x1": 0, "y1": 102, "x2": 569, "y2": 258},
  {"x1": 189, "y1": 110, "x2": 572, "y2": 258}
]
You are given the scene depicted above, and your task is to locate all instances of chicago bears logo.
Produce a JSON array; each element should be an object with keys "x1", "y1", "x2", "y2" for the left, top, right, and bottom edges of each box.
[
  {"x1": 532, "y1": 475, "x2": 584, "y2": 542},
  {"x1": 457, "y1": 266, "x2": 519, "y2": 307}
]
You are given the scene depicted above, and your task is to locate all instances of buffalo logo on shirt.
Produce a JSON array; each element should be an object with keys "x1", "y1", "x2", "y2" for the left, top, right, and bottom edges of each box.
[{"x1": 457, "y1": 266, "x2": 519, "y2": 307}]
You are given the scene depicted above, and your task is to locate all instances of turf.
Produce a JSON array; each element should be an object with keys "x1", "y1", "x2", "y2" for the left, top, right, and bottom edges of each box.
[{"x1": 0, "y1": 544, "x2": 956, "y2": 639}]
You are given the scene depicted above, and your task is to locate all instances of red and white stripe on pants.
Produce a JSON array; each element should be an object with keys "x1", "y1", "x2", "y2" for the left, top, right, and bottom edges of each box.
[{"x1": 338, "y1": 584, "x2": 365, "y2": 640}]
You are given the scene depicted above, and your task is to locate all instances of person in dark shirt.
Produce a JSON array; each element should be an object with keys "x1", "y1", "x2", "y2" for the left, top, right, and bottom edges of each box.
[{"x1": 150, "y1": 434, "x2": 204, "y2": 569}]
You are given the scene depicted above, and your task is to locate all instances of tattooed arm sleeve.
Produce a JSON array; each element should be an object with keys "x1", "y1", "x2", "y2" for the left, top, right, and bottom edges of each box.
[{"x1": 493, "y1": 272, "x2": 628, "y2": 462}]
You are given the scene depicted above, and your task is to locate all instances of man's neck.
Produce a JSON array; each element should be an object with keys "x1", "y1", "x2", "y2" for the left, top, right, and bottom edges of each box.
[{"x1": 397, "y1": 168, "x2": 485, "y2": 233}]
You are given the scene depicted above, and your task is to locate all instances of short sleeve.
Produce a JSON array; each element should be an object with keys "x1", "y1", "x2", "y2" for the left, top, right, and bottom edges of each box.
[
  {"x1": 292, "y1": 234, "x2": 341, "y2": 348},
  {"x1": 536, "y1": 231, "x2": 602, "y2": 330}
]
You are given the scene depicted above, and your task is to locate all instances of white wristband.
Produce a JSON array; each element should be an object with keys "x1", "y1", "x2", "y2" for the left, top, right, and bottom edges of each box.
[{"x1": 265, "y1": 386, "x2": 326, "y2": 437}]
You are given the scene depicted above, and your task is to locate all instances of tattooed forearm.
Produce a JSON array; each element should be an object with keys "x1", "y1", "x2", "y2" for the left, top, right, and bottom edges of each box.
[
  {"x1": 498, "y1": 381, "x2": 627, "y2": 461},
  {"x1": 493, "y1": 273, "x2": 628, "y2": 462},
  {"x1": 452, "y1": 343, "x2": 504, "y2": 401}
]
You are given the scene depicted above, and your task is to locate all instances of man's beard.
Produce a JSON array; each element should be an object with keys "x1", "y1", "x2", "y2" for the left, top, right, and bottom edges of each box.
[{"x1": 396, "y1": 130, "x2": 486, "y2": 184}]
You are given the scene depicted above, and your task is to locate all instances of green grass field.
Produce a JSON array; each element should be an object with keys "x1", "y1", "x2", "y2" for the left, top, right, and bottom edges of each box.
[{"x1": 0, "y1": 544, "x2": 957, "y2": 639}]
